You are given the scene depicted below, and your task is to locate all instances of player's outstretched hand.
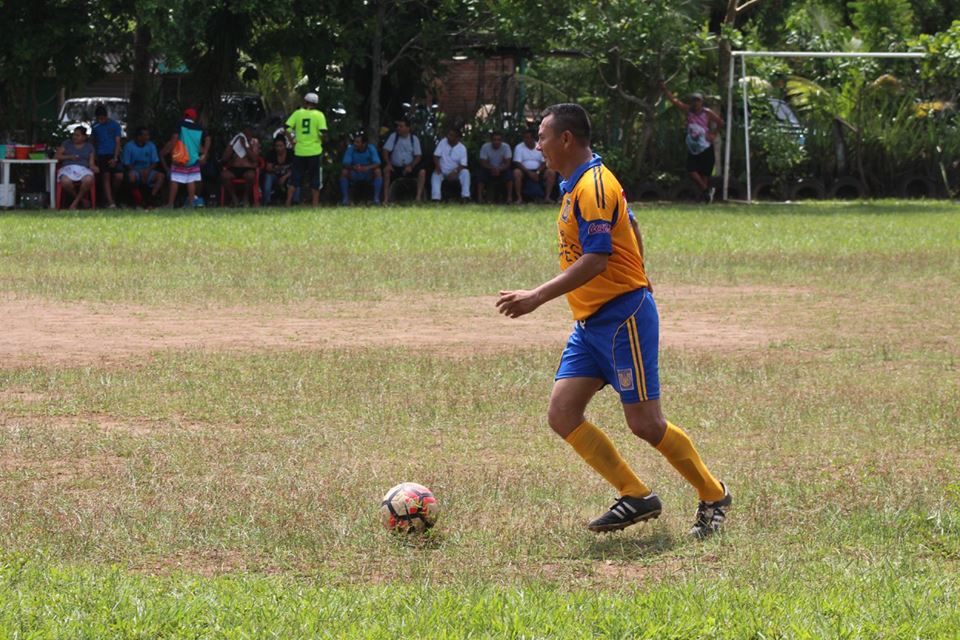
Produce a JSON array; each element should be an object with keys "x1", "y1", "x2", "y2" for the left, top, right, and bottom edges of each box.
[{"x1": 496, "y1": 289, "x2": 541, "y2": 319}]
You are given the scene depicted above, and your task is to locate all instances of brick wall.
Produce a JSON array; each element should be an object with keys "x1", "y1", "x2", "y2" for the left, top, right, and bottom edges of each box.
[{"x1": 433, "y1": 56, "x2": 517, "y2": 123}]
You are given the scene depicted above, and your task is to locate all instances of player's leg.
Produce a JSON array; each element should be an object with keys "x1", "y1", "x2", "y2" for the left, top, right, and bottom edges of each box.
[
  {"x1": 415, "y1": 169, "x2": 425, "y2": 202},
  {"x1": 309, "y1": 155, "x2": 321, "y2": 207},
  {"x1": 75, "y1": 175, "x2": 93, "y2": 209},
  {"x1": 553, "y1": 328, "x2": 659, "y2": 532},
  {"x1": 430, "y1": 171, "x2": 442, "y2": 201},
  {"x1": 458, "y1": 168, "x2": 470, "y2": 200},
  {"x1": 513, "y1": 168, "x2": 524, "y2": 204},
  {"x1": 287, "y1": 156, "x2": 302, "y2": 207},
  {"x1": 339, "y1": 168, "x2": 351, "y2": 205},
  {"x1": 617, "y1": 288, "x2": 730, "y2": 536},
  {"x1": 372, "y1": 167, "x2": 383, "y2": 205},
  {"x1": 383, "y1": 164, "x2": 393, "y2": 204}
]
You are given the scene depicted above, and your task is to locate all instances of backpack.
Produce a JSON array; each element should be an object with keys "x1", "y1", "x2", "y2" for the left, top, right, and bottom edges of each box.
[{"x1": 172, "y1": 140, "x2": 190, "y2": 165}]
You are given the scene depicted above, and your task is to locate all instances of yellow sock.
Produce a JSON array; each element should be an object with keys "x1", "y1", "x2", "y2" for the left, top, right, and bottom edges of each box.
[
  {"x1": 655, "y1": 421, "x2": 724, "y2": 502},
  {"x1": 565, "y1": 421, "x2": 651, "y2": 497}
]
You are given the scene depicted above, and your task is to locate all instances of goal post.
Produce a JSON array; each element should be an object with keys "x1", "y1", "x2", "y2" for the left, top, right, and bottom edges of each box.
[{"x1": 722, "y1": 50, "x2": 927, "y2": 203}]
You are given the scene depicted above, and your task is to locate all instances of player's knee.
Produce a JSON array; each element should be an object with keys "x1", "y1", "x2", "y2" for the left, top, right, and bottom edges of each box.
[
  {"x1": 547, "y1": 400, "x2": 583, "y2": 437},
  {"x1": 627, "y1": 414, "x2": 666, "y2": 444}
]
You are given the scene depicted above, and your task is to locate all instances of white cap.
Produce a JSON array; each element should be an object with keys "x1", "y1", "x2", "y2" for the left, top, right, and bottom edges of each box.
[{"x1": 304, "y1": 92, "x2": 319, "y2": 104}]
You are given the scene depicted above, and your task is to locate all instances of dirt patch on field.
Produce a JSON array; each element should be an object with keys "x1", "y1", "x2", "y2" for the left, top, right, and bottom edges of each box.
[{"x1": 0, "y1": 286, "x2": 805, "y2": 367}]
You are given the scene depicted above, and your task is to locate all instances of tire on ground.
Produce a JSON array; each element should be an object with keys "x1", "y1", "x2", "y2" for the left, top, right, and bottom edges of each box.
[
  {"x1": 788, "y1": 178, "x2": 826, "y2": 200},
  {"x1": 749, "y1": 176, "x2": 781, "y2": 201},
  {"x1": 633, "y1": 182, "x2": 664, "y2": 202},
  {"x1": 829, "y1": 177, "x2": 866, "y2": 200},
  {"x1": 897, "y1": 174, "x2": 937, "y2": 199},
  {"x1": 669, "y1": 182, "x2": 701, "y2": 202}
]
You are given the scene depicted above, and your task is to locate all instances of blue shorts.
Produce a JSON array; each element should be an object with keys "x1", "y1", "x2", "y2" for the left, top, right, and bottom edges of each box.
[{"x1": 555, "y1": 288, "x2": 660, "y2": 403}]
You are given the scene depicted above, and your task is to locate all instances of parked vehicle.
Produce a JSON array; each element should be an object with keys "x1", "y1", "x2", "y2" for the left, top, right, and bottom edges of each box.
[{"x1": 58, "y1": 97, "x2": 128, "y2": 136}]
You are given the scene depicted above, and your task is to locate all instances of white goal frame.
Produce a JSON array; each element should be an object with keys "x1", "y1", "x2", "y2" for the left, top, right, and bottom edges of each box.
[{"x1": 723, "y1": 50, "x2": 927, "y2": 202}]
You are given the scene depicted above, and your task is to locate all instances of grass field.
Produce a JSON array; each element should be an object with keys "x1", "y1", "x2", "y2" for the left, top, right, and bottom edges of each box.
[{"x1": 1, "y1": 201, "x2": 958, "y2": 638}]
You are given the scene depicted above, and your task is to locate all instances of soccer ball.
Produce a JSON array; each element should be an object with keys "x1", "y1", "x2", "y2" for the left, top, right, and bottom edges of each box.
[{"x1": 380, "y1": 482, "x2": 440, "y2": 533}]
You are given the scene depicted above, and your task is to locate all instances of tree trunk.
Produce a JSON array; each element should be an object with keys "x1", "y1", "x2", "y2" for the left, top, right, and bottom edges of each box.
[
  {"x1": 367, "y1": 0, "x2": 386, "y2": 146},
  {"x1": 128, "y1": 22, "x2": 153, "y2": 130}
]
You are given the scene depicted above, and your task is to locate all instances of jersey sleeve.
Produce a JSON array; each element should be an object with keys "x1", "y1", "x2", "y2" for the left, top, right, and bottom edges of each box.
[
  {"x1": 316, "y1": 112, "x2": 328, "y2": 133},
  {"x1": 121, "y1": 142, "x2": 133, "y2": 166},
  {"x1": 343, "y1": 146, "x2": 354, "y2": 165},
  {"x1": 574, "y1": 168, "x2": 621, "y2": 254},
  {"x1": 383, "y1": 133, "x2": 396, "y2": 153},
  {"x1": 412, "y1": 136, "x2": 421, "y2": 155},
  {"x1": 285, "y1": 112, "x2": 297, "y2": 130}
]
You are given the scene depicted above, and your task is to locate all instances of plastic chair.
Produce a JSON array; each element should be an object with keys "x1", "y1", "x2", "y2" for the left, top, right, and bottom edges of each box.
[
  {"x1": 55, "y1": 167, "x2": 97, "y2": 209},
  {"x1": 221, "y1": 166, "x2": 261, "y2": 207}
]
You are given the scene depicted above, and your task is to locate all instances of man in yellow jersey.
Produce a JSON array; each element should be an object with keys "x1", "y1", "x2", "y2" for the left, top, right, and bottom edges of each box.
[
  {"x1": 496, "y1": 103, "x2": 731, "y2": 537},
  {"x1": 284, "y1": 92, "x2": 327, "y2": 207}
]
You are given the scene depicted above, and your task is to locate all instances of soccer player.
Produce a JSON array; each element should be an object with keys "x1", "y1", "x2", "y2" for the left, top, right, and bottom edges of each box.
[
  {"x1": 284, "y1": 92, "x2": 327, "y2": 207},
  {"x1": 496, "y1": 103, "x2": 731, "y2": 538}
]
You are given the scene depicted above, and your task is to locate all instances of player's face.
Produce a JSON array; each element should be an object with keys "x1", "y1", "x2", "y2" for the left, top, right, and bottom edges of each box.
[
  {"x1": 72, "y1": 130, "x2": 86, "y2": 146},
  {"x1": 137, "y1": 131, "x2": 150, "y2": 145},
  {"x1": 523, "y1": 132, "x2": 535, "y2": 148},
  {"x1": 491, "y1": 134, "x2": 502, "y2": 148},
  {"x1": 354, "y1": 136, "x2": 366, "y2": 150},
  {"x1": 396, "y1": 122, "x2": 409, "y2": 136},
  {"x1": 537, "y1": 117, "x2": 559, "y2": 170},
  {"x1": 274, "y1": 139, "x2": 285, "y2": 154}
]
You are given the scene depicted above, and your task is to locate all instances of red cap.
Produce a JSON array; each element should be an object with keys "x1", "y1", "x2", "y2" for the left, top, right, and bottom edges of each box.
[{"x1": 184, "y1": 108, "x2": 198, "y2": 120}]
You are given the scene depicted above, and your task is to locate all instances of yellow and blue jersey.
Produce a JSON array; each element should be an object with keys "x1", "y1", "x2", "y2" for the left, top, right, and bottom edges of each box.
[{"x1": 557, "y1": 154, "x2": 648, "y2": 321}]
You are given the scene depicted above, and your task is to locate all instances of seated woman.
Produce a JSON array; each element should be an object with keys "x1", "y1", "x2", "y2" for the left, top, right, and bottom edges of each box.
[
  {"x1": 55, "y1": 127, "x2": 98, "y2": 210},
  {"x1": 220, "y1": 125, "x2": 260, "y2": 206}
]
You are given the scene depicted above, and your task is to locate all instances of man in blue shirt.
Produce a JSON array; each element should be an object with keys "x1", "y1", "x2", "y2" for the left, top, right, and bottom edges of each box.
[
  {"x1": 121, "y1": 126, "x2": 164, "y2": 206},
  {"x1": 339, "y1": 133, "x2": 382, "y2": 205},
  {"x1": 91, "y1": 104, "x2": 123, "y2": 208}
]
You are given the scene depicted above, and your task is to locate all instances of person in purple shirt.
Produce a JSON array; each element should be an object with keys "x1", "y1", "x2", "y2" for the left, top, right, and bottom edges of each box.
[{"x1": 661, "y1": 81, "x2": 724, "y2": 203}]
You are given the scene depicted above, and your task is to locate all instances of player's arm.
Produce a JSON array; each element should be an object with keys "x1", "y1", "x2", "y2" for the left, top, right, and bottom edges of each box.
[
  {"x1": 496, "y1": 253, "x2": 608, "y2": 319},
  {"x1": 660, "y1": 81, "x2": 689, "y2": 112},
  {"x1": 706, "y1": 109, "x2": 724, "y2": 141},
  {"x1": 629, "y1": 215, "x2": 653, "y2": 293}
]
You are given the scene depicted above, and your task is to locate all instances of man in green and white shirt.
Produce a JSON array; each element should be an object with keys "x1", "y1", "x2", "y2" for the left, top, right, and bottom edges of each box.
[{"x1": 285, "y1": 92, "x2": 328, "y2": 206}]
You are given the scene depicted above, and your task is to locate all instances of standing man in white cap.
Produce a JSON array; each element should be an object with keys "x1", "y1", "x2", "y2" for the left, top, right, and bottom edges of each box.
[{"x1": 285, "y1": 92, "x2": 327, "y2": 207}]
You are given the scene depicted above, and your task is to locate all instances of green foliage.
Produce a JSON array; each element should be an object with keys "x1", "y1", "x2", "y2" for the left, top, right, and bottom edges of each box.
[{"x1": 849, "y1": 0, "x2": 916, "y2": 51}]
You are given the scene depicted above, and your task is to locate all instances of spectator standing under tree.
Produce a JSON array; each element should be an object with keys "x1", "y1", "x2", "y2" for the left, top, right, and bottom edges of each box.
[
  {"x1": 121, "y1": 126, "x2": 164, "y2": 207},
  {"x1": 284, "y1": 92, "x2": 327, "y2": 207},
  {"x1": 513, "y1": 129, "x2": 557, "y2": 204},
  {"x1": 477, "y1": 131, "x2": 513, "y2": 203},
  {"x1": 381, "y1": 117, "x2": 422, "y2": 204},
  {"x1": 161, "y1": 108, "x2": 211, "y2": 208},
  {"x1": 91, "y1": 104, "x2": 123, "y2": 208},
  {"x1": 55, "y1": 127, "x2": 98, "y2": 210},
  {"x1": 263, "y1": 135, "x2": 296, "y2": 205},
  {"x1": 340, "y1": 133, "x2": 383, "y2": 205},
  {"x1": 660, "y1": 81, "x2": 724, "y2": 203},
  {"x1": 220, "y1": 125, "x2": 260, "y2": 206},
  {"x1": 429, "y1": 127, "x2": 470, "y2": 203}
]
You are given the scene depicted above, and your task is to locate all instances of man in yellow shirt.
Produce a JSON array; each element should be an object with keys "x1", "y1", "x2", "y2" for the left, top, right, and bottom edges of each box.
[
  {"x1": 284, "y1": 92, "x2": 328, "y2": 207},
  {"x1": 496, "y1": 103, "x2": 731, "y2": 538}
]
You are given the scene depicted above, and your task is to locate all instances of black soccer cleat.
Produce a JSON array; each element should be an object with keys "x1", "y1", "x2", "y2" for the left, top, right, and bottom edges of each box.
[
  {"x1": 588, "y1": 493, "x2": 663, "y2": 533},
  {"x1": 689, "y1": 482, "x2": 732, "y2": 539}
]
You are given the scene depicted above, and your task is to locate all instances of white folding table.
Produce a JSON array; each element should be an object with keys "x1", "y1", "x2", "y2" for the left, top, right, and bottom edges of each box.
[{"x1": 0, "y1": 158, "x2": 58, "y2": 209}]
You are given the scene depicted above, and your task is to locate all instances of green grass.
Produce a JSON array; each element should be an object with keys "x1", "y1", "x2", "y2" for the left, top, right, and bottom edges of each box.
[{"x1": 1, "y1": 201, "x2": 959, "y2": 637}]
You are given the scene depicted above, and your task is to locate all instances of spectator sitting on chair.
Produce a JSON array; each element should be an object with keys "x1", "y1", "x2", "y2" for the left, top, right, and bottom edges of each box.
[
  {"x1": 381, "y1": 117, "x2": 422, "y2": 204},
  {"x1": 55, "y1": 126, "x2": 98, "y2": 210},
  {"x1": 661, "y1": 81, "x2": 724, "y2": 203},
  {"x1": 91, "y1": 104, "x2": 123, "y2": 208},
  {"x1": 429, "y1": 126, "x2": 470, "y2": 203},
  {"x1": 477, "y1": 131, "x2": 513, "y2": 204},
  {"x1": 220, "y1": 125, "x2": 260, "y2": 206},
  {"x1": 513, "y1": 128, "x2": 557, "y2": 204},
  {"x1": 339, "y1": 132, "x2": 383, "y2": 205},
  {"x1": 263, "y1": 135, "x2": 296, "y2": 206},
  {"x1": 121, "y1": 126, "x2": 164, "y2": 207}
]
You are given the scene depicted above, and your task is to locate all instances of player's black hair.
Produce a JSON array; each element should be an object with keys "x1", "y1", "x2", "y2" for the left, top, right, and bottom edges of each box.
[
  {"x1": 74, "y1": 126, "x2": 88, "y2": 135},
  {"x1": 274, "y1": 133, "x2": 287, "y2": 143},
  {"x1": 541, "y1": 103, "x2": 591, "y2": 144},
  {"x1": 134, "y1": 126, "x2": 149, "y2": 137},
  {"x1": 353, "y1": 131, "x2": 367, "y2": 142},
  {"x1": 94, "y1": 104, "x2": 107, "y2": 117},
  {"x1": 490, "y1": 130, "x2": 503, "y2": 138}
]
